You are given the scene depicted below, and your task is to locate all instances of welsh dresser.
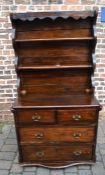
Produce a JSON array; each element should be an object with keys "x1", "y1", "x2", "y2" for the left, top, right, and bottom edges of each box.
[{"x1": 10, "y1": 11, "x2": 102, "y2": 168}]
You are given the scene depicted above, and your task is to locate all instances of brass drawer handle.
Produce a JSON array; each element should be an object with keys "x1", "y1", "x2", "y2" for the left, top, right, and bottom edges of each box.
[
  {"x1": 32, "y1": 114, "x2": 41, "y2": 122},
  {"x1": 73, "y1": 133, "x2": 81, "y2": 139},
  {"x1": 72, "y1": 115, "x2": 81, "y2": 121},
  {"x1": 73, "y1": 150, "x2": 82, "y2": 156},
  {"x1": 35, "y1": 132, "x2": 44, "y2": 139},
  {"x1": 36, "y1": 151, "x2": 44, "y2": 157}
]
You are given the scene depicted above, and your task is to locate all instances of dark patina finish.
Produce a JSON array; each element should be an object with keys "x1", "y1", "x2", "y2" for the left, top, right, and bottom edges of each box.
[{"x1": 10, "y1": 10, "x2": 101, "y2": 168}]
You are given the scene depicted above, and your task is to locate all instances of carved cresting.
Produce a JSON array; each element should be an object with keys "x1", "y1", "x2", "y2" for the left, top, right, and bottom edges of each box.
[{"x1": 10, "y1": 11, "x2": 97, "y2": 21}]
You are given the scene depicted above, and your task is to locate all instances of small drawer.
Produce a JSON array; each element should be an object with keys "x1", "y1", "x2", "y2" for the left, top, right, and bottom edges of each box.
[
  {"x1": 57, "y1": 109, "x2": 98, "y2": 124},
  {"x1": 14, "y1": 110, "x2": 55, "y2": 124},
  {"x1": 19, "y1": 126, "x2": 95, "y2": 143},
  {"x1": 21, "y1": 144, "x2": 93, "y2": 162}
]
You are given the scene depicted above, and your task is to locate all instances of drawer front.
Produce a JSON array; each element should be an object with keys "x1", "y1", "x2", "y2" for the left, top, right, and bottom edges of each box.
[
  {"x1": 15, "y1": 110, "x2": 55, "y2": 124},
  {"x1": 58, "y1": 109, "x2": 98, "y2": 124},
  {"x1": 19, "y1": 127, "x2": 95, "y2": 143},
  {"x1": 21, "y1": 144, "x2": 93, "y2": 162}
]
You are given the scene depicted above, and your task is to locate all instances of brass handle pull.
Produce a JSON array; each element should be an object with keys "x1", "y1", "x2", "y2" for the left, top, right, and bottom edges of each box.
[
  {"x1": 73, "y1": 150, "x2": 82, "y2": 156},
  {"x1": 32, "y1": 114, "x2": 41, "y2": 122},
  {"x1": 36, "y1": 151, "x2": 44, "y2": 157},
  {"x1": 72, "y1": 115, "x2": 81, "y2": 121},
  {"x1": 35, "y1": 132, "x2": 44, "y2": 139},
  {"x1": 73, "y1": 133, "x2": 81, "y2": 139}
]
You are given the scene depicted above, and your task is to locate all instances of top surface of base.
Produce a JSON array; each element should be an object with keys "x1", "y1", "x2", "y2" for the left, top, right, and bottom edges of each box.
[{"x1": 13, "y1": 94, "x2": 100, "y2": 109}]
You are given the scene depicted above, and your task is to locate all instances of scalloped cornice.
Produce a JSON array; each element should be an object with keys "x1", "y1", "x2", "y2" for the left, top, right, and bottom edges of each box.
[{"x1": 10, "y1": 11, "x2": 98, "y2": 21}]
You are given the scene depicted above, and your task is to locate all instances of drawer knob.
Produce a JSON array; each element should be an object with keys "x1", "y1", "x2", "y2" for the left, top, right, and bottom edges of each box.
[
  {"x1": 36, "y1": 151, "x2": 44, "y2": 157},
  {"x1": 35, "y1": 132, "x2": 44, "y2": 139},
  {"x1": 73, "y1": 133, "x2": 81, "y2": 139},
  {"x1": 20, "y1": 90, "x2": 27, "y2": 95},
  {"x1": 72, "y1": 115, "x2": 81, "y2": 121},
  {"x1": 32, "y1": 114, "x2": 41, "y2": 122},
  {"x1": 73, "y1": 150, "x2": 82, "y2": 156}
]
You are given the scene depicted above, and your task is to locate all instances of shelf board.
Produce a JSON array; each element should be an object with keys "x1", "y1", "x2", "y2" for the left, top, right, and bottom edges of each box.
[
  {"x1": 14, "y1": 37, "x2": 95, "y2": 43},
  {"x1": 17, "y1": 65, "x2": 93, "y2": 70}
]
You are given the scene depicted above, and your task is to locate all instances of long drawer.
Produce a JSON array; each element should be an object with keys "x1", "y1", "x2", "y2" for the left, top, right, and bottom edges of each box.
[
  {"x1": 21, "y1": 144, "x2": 93, "y2": 162},
  {"x1": 19, "y1": 126, "x2": 95, "y2": 143}
]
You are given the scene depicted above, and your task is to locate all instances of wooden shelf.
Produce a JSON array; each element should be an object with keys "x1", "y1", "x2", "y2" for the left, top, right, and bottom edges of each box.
[
  {"x1": 17, "y1": 65, "x2": 93, "y2": 70},
  {"x1": 14, "y1": 37, "x2": 95, "y2": 43}
]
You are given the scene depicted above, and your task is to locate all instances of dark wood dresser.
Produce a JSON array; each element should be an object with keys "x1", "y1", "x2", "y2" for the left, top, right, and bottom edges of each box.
[{"x1": 10, "y1": 11, "x2": 102, "y2": 168}]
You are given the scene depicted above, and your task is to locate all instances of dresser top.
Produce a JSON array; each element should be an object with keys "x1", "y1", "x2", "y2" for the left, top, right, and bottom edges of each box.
[
  {"x1": 10, "y1": 10, "x2": 97, "y2": 22},
  {"x1": 13, "y1": 94, "x2": 100, "y2": 109}
]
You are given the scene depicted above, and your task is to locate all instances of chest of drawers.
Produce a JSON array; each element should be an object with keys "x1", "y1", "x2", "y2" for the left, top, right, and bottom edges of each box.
[{"x1": 10, "y1": 11, "x2": 101, "y2": 168}]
